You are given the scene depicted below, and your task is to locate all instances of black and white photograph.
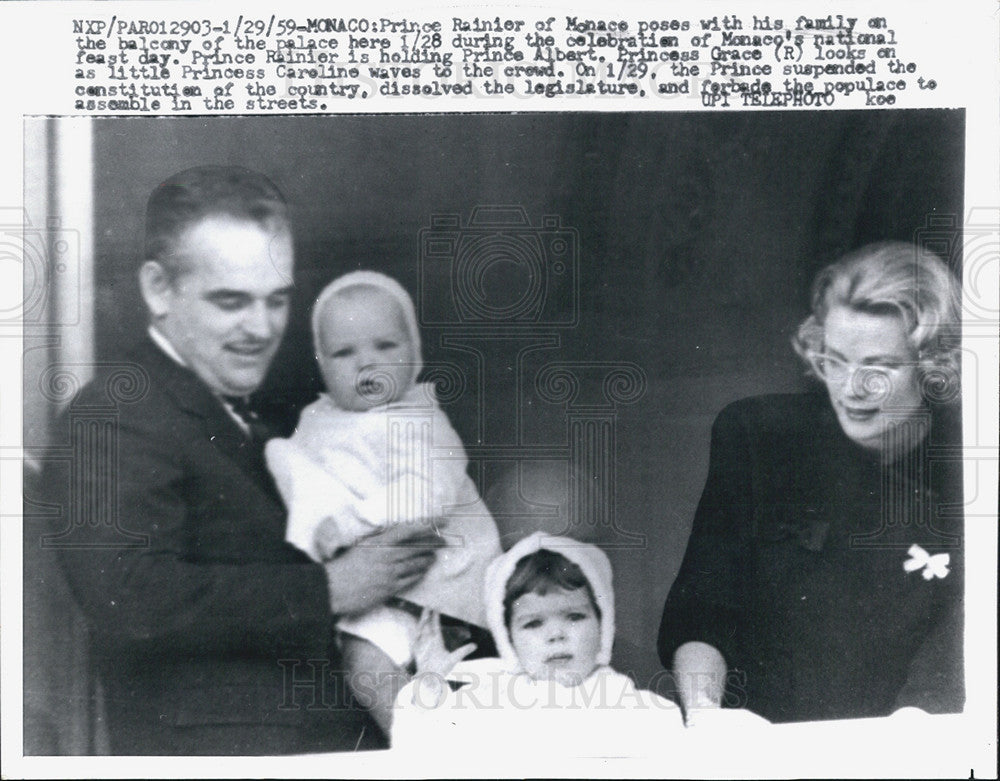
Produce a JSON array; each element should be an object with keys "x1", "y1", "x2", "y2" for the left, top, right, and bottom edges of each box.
[
  {"x1": 4, "y1": 2, "x2": 998, "y2": 778},
  {"x1": 17, "y1": 109, "x2": 981, "y2": 759}
]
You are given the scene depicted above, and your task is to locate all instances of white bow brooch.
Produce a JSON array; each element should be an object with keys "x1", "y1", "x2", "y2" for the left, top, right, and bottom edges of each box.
[{"x1": 903, "y1": 544, "x2": 950, "y2": 580}]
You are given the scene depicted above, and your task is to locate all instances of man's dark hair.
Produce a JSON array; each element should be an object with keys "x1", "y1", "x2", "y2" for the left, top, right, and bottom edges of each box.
[
  {"x1": 144, "y1": 165, "x2": 289, "y2": 278},
  {"x1": 502, "y1": 548, "x2": 600, "y2": 629}
]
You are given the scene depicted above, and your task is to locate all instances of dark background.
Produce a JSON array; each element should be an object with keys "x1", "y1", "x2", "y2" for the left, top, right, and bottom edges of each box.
[
  {"x1": 89, "y1": 110, "x2": 964, "y2": 685},
  {"x1": 25, "y1": 110, "x2": 964, "y2": 753}
]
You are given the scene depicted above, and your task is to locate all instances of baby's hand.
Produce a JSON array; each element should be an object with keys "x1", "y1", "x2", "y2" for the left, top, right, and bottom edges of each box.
[
  {"x1": 413, "y1": 609, "x2": 476, "y2": 678},
  {"x1": 313, "y1": 516, "x2": 343, "y2": 561}
]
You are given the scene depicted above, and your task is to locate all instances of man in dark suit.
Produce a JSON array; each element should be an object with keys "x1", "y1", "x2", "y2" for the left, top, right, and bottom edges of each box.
[{"x1": 46, "y1": 166, "x2": 439, "y2": 755}]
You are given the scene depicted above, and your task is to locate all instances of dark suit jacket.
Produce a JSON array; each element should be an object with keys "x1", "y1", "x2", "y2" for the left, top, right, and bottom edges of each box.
[
  {"x1": 658, "y1": 392, "x2": 964, "y2": 723},
  {"x1": 46, "y1": 338, "x2": 380, "y2": 754}
]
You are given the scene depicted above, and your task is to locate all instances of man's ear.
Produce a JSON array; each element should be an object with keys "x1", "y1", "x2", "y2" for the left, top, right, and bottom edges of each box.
[{"x1": 139, "y1": 260, "x2": 173, "y2": 318}]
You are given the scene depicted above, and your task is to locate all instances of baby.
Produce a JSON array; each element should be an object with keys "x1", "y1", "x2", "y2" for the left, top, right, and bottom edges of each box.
[
  {"x1": 265, "y1": 270, "x2": 501, "y2": 733},
  {"x1": 391, "y1": 532, "x2": 688, "y2": 756}
]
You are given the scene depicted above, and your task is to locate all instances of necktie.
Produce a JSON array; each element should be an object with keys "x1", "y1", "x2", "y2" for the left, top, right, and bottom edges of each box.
[{"x1": 222, "y1": 396, "x2": 271, "y2": 442}]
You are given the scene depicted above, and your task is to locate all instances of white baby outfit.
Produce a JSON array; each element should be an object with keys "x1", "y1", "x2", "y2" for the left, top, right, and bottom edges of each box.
[
  {"x1": 391, "y1": 533, "x2": 687, "y2": 756},
  {"x1": 265, "y1": 271, "x2": 500, "y2": 665}
]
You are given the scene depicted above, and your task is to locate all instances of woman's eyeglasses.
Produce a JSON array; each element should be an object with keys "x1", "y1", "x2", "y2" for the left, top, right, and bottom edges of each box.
[{"x1": 807, "y1": 352, "x2": 909, "y2": 394}]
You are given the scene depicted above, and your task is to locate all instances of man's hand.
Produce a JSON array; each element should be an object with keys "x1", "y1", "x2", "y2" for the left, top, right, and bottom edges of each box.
[{"x1": 323, "y1": 523, "x2": 444, "y2": 616}]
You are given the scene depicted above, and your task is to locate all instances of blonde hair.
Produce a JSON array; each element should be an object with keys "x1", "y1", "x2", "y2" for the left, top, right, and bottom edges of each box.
[{"x1": 793, "y1": 242, "x2": 961, "y2": 401}]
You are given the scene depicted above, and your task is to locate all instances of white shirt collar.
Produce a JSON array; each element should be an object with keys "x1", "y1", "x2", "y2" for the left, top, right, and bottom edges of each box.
[
  {"x1": 148, "y1": 325, "x2": 188, "y2": 367},
  {"x1": 148, "y1": 325, "x2": 251, "y2": 433}
]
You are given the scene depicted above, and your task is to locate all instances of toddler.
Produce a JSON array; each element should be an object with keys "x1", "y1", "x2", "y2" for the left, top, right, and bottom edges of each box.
[
  {"x1": 265, "y1": 270, "x2": 500, "y2": 732},
  {"x1": 391, "y1": 532, "x2": 688, "y2": 756}
]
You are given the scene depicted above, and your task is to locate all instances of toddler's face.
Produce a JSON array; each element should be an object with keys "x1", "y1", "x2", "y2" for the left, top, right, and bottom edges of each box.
[
  {"x1": 316, "y1": 288, "x2": 416, "y2": 411},
  {"x1": 508, "y1": 587, "x2": 600, "y2": 685}
]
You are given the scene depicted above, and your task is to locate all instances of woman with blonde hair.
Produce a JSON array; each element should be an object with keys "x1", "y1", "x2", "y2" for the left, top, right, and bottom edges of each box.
[{"x1": 659, "y1": 242, "x2": 964, "y2": 724}]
